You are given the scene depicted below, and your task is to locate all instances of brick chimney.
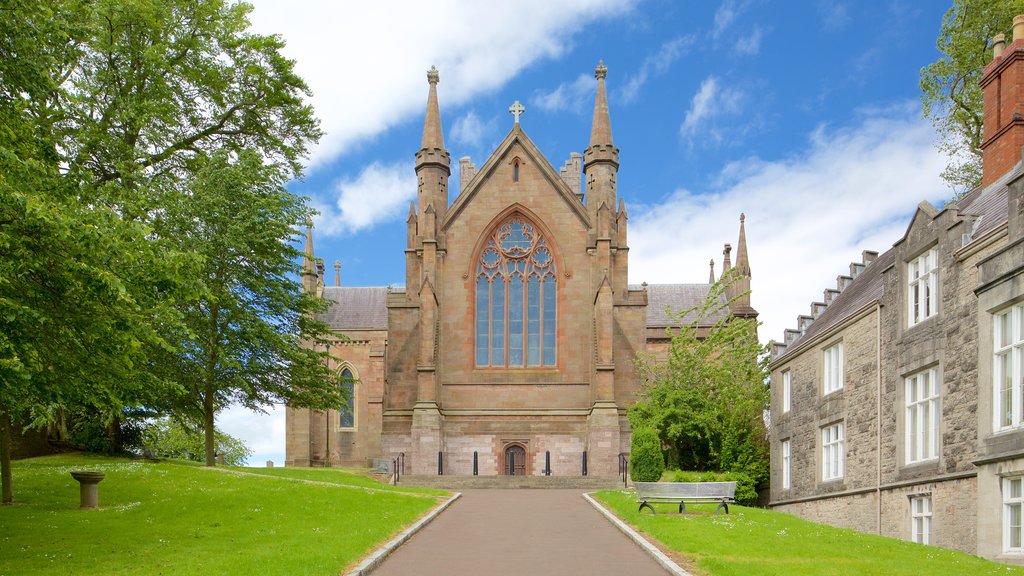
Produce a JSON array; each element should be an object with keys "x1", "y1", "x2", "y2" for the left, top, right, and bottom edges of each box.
[{"x1": 980, "y1": 15, "x2": 1024, "y2": 188}]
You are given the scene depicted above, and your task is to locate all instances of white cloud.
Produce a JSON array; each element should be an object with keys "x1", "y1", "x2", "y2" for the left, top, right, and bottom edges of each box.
[
  {"x1": 531, "y1": 74, "x2": 596, "y2": 114},
  {"x1": 818, "y1": 0, "x2": 851, "y2": 31},
  {"x1": 451, "y1": 111, "x2": 492, "y2": 148},
  {"x1": 217, "y1": 404, "x2": 286, "y2": 466},
  {"x1": 314, "y1": 162, "x2": 417, "y2": 236},
  {"x1": 620, "y1": 36, "x2": 694, "y2": 103},
  {"x1": 711, "y1": 0, "x2": 749, "y2": 40},
  {"x1": 680, "y1": 76, "x2": 744, "y2": 141},
  {"x1": 247, "y1": 0, "x2": 636, "y2": 169},
  {"x1": 630, "y1": 104, "x2": 948, "y2": 346},
  {"x1": 735, "y1": 26, "x2": 764, "y2": 55}
]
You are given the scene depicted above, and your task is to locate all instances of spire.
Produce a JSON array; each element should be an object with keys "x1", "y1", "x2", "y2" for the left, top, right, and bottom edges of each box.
[
  {"x1": 709, "y1": 259, "x2": 715, "y2": 284},
  {"x1": 721, "y1": 243, "x2": 732, "y2": 280},
  {"x1": 589, "y1": 60, "x2": 613, "y2": 147},
  {"x1": 302, "y1": 218, "x2": 317, "y2": 294},
  {"x1": 735, "y1": 213, "x2": 750, "y2": 276},
  {"x1": 421, "y1": 65, "x2": 444, "y2": 150}
]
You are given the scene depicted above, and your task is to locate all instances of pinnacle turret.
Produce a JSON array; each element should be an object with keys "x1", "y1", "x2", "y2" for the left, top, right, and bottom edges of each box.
[
  {"x1": 421, "y1": 65, "x2": 445, "y2": 151},
  {"x1": 589, "y1": 60, "x2": 613, "y2": 148},
  {"x1": 736, "y1": 213, "x2": 751, "y2": 276}
]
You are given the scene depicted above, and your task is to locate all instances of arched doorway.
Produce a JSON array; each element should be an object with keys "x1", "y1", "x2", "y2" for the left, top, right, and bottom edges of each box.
[{"x1": 505, "y1": 444, "x2": 526, "y2": 476}]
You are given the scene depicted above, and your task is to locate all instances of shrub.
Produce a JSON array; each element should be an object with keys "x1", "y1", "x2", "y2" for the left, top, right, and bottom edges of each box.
[
  {"x1": 630, "y1": 427, "x2": 665, "y2": 482},
  {"x1": 660, "y1": 469, "x2": 759, "y2": 506}
]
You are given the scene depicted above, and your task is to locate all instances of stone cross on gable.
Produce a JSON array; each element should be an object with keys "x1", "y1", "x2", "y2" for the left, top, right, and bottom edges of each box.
[{"x1": 509, "y1": 100, "x2": 525, "y2": 124}]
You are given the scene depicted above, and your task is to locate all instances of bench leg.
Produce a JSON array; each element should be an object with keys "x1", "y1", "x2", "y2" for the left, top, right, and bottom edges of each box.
[
  {"x1": 716, "y1": 500, "x2": 729, "y2": 514},
  {"x1": 678, "y1": 500, "x2": 686, "y2": 514},
  {"x1": 639, "y1": 501, "x2": 656, "y2": 515}
]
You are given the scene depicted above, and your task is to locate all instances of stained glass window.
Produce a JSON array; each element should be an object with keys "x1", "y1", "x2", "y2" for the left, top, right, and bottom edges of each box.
[
  {"x1": 476, "y1": 216, "x2": 557, "y2": 368},
  {"x1": 339, "y1": 368, "x2": 355, "y2": 428}
]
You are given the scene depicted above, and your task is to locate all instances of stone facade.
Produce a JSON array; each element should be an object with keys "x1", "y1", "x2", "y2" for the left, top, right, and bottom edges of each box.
[
  {"x1": 769, "y1": 16, "x2": 1024, "y2": 563},
  {"x1": 286, "y1": 63, "x2": 756, "y2": 477}
]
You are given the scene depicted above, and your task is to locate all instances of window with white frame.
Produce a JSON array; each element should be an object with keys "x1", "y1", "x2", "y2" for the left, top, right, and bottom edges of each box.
[
  {"x1": 995, "y1": 304, "x2": 1024, "y2": 431},
  {"x1": 782, "y1": 370, "x2": 791, "y2": 413},
  {"x1": 1005, "y1": 477, "x2": 1024, "y2": 553},
  {"x1": 823, "y1": 342, "x2": 843, "y2": 394},
  {"x1": 908, "y1": 247, "x2": 938, "y2": 326},
  {"x1": 905, "y1": 368, "x2": 940, "y2": 464},
  {"x1": 911, "y1": 495, "x2": 932, "y2": 545},
  {"x1": 821, "y1": 422, "x2": 844, "y2": 481},
  {"x1": 782, "y1": 439, "x2": 791, "y2": 490}
]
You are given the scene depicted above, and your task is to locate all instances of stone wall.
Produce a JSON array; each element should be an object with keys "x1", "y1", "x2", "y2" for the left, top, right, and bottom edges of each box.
[{"x1": 770, "y1": 308, "x2": 879, "y2": 503}]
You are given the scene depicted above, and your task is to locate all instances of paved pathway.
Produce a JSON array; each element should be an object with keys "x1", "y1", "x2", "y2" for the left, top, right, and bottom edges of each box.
[{"x1": 371, "y1": 489, "x2": 669, "y2": 575}]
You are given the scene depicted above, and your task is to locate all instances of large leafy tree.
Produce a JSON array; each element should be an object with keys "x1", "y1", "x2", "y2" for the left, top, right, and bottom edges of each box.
[
  {"x1": 0, "y1": 0, "x2": 194, "y2": 504},
  {"x1": 153, "y1": 151, "x2": 341, "y2": 466},
  {"x1": 629, "y1": 276, "x2": 769, "y2": 487},
  {"x1": 1, "y1": 0, "x2": 333, "y2": 501},
  {"x1": 921, "y1": 0, "x2": 1024, "y2": 194}
]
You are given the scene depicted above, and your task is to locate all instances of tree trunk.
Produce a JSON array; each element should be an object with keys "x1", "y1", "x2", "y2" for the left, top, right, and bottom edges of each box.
[
  {"x1": 203, "y1": 303, "x2": 219, "y2": 467},
  {"x1": 108, "y1": 413, "x2": 123, "y2": 454},
  {"x1": 203, "y1": 382, "x2": 216, "y2": 467},
  {"x1": 1, "y1": 405, "x2": 14, "y2": 505}
]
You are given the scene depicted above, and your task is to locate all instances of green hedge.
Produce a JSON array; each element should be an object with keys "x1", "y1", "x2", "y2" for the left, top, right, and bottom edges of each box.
[
  {"x1": 660, "y1": 469, "x2": 758, "y2": 506},
  {"x1": 630, "y1": 428, "x2": 665, "y2": 482}
]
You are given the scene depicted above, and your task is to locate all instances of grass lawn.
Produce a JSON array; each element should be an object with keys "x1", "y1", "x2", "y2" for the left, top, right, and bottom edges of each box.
[
  {"x1": 235, "y1": 465, "x2": 448, "y2": 496},
  {"x1": 1, "y1": 454, "x2": 448, "y2": 576},
  {"x1": 594, "y1": 489, "x2": 1024, "y2": 576}
]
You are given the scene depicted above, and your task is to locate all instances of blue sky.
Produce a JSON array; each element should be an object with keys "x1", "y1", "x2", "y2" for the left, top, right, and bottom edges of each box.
[{"x1": 225, "y1": 0, "x2": 955, "y2": 466}]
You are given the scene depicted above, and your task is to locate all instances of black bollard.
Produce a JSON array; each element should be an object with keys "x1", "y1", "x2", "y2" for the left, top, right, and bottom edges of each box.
[
  {"x1": 437, "y1": 451, "x2": 443, "y2": 475},
  {"x1": 582, "y1": 450, "x2": 588, "y2": 476},
  {"x1": 473, "y1": 451, "x2": 478, "y2": 475},
  {"x1": 545, "y1": 450, "x2": 551, "y2": 476}
]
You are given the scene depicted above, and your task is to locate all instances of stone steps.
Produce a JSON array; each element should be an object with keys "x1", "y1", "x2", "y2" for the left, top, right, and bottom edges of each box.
[{"x1": 394, "y1": 474, "x2": 628, "y2": 490}]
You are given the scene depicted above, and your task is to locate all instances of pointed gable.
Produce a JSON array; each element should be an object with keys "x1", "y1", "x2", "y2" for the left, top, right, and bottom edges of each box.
[{"x1": 443, "y1": 126, "x2": 592, "y2": 231}]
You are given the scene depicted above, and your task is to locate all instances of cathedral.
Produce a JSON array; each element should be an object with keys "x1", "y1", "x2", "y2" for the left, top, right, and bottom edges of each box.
[{"x1": 285, "y1": 62, "x2": 755, "y2": 476}]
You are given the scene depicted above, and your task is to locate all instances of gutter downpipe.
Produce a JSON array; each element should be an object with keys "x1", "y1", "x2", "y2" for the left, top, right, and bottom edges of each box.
[{"x1": 876, "y1": 301, "x2": 883, "y2": 535}]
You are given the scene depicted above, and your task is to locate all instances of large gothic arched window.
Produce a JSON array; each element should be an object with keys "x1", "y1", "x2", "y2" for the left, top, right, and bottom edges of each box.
[{"x1": 475, "y1": 216, "x2": 557, "y2": 368}]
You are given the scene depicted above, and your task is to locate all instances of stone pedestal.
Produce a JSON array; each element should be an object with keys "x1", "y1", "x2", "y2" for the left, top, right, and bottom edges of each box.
[{"x1": 70, "y1": 471, "x2": 105, "y2": 509}]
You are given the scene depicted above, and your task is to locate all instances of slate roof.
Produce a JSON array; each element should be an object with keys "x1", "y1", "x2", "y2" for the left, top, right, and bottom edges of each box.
[
  {"x1": 319, "y1": 282, "x2": 721, "y2": 331},
  {"x1": 319, "y1": 286, "x2": 389, "y2": 330},
  {"x1": 785, "y1": 249, "x2": 892, "y2": 354},
  {"x1": 633, "y1": 283, "x2": 728, "y2": 327}
]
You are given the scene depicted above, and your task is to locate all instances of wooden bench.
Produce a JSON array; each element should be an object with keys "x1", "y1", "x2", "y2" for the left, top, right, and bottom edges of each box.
[{"x1": 634, "y1": 481, "x2": 737, "y2": 514}]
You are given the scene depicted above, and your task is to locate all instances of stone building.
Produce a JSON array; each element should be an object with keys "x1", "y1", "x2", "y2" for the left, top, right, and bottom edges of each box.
[
  {"x1": 768, "y1": 17, "x2": 1024, "y2": 563},
  {"x1": 286, "y1": 63, "x2": 756, "y2": 477}
]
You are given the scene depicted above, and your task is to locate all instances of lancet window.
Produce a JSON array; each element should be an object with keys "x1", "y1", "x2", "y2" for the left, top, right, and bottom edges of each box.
[{"x1": 475, "y1": 216, "x2": 557, "y2": 368}]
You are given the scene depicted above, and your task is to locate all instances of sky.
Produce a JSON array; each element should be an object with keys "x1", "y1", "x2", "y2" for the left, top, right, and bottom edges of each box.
[{"x1": 222, "y1": 0, "x2": 955, "y2": 466}]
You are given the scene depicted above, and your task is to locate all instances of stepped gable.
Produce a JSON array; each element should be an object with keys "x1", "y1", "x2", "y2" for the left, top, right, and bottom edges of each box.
[
  {"x1": 319, "y1": 286, "x2": 389, "y2": 330},
  {"x1": 637, "y1": 283, "x2": 729, "y2": 327}
]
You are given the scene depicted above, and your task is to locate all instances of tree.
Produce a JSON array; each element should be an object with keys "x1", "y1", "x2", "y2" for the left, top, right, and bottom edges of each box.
[
  {"x1": 629, "y1": 427, "x2": 665, "y2": 482},
  {"x1": 152, "y1": 151, "x2": 342, "y2": 467},
  {"x1": 0, "y1": 1, "x2": 198, "y2": 504},
  {"x1": 629, "y1": 275, "x2": 769, "y2": 488},
  {"x1": 0, "y1": 0, "x2": 327, "y2": 500},
  {"x1": 921, "y1": 0, "x2": 1024, "y2": 194},
  {"x1": 140, "y1": 417, "x2": 251, "y2": 466}
]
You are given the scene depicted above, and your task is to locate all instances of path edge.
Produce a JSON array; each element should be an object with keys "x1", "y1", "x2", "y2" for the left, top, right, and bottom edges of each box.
[
  {"x1": 343, "y1": 492, "x2": 462, "y2": 576},
  {"x1": 583, "y1": 492, "x2": 692, "y2": 576}
]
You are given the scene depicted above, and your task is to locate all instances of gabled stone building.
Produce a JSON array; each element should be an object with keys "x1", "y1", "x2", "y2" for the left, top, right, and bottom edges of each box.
[
  {"x1": 286, "y1": 63, "x2": 756, "y2": 477},
  {"x1": 768, "y1": 16, "x2": 1024, "y2": 563}
]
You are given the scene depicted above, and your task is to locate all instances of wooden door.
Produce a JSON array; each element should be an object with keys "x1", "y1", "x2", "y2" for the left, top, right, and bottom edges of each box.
[{"x1": 505, "y1": 445, "x2": 526, "y2": 475}]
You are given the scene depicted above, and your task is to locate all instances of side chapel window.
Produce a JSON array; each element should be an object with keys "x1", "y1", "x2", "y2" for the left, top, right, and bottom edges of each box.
[
  {"x1": 475, "y1": 216, "x2": 556, "y2": 368},
  {"x1": 339, "y1": 367, "x2": 355, "y2": 429}
]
